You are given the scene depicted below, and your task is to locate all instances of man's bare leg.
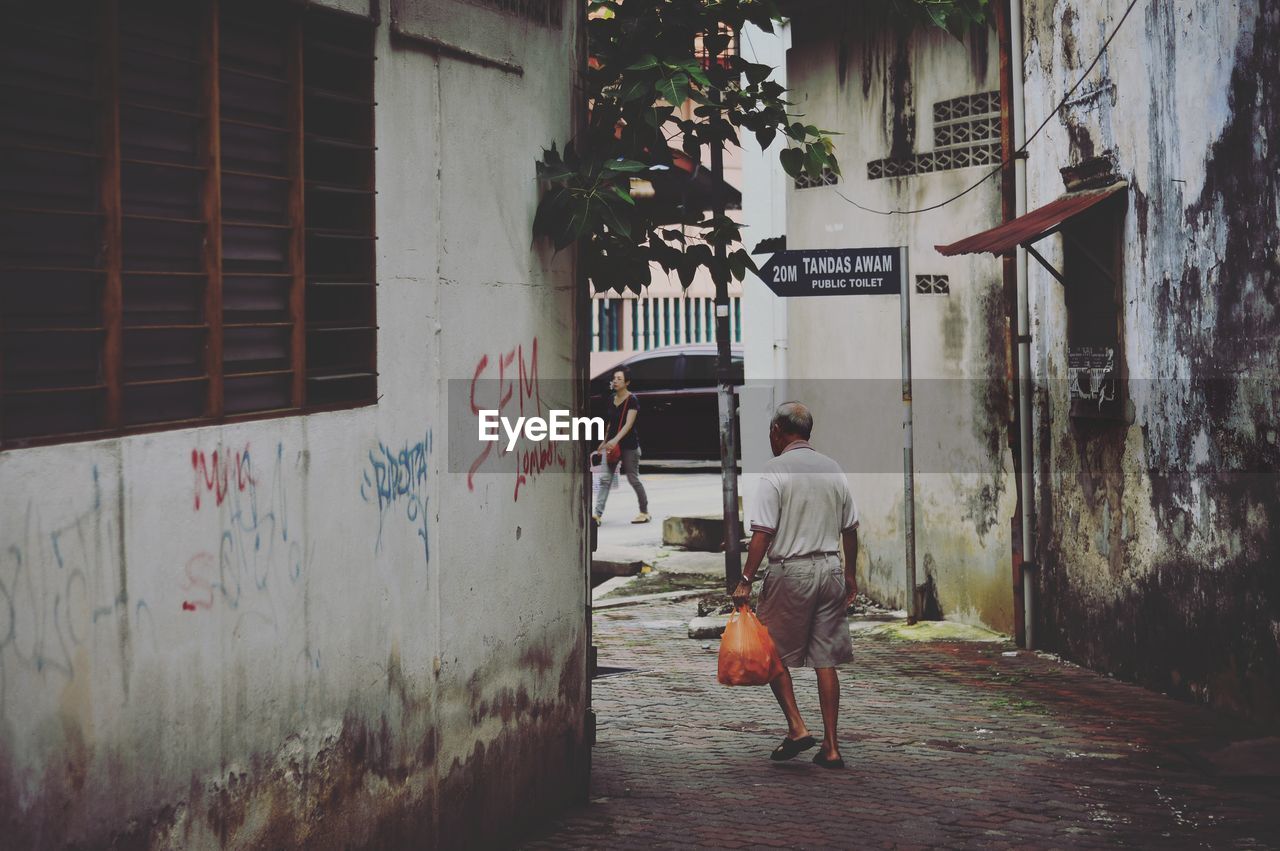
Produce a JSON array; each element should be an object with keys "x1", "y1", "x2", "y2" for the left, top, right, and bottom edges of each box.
[
  {"x1": 769, "y1": 667, "x2": 810, "y2": 740},
  {"x1": 815, "y1": 667, "x2": 841, "y2": 759}
]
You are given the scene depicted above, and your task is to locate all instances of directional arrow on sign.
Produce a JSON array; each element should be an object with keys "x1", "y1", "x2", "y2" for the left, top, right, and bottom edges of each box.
[{"x1": 755, "y1": 247, "x2": 904, "y2": 297}]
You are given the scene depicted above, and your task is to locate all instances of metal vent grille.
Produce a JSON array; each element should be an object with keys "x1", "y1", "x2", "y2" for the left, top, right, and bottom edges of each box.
[
  {"x1": 794, "y1": 166, "x2": 839, "y2": 190},
  {"x1": 915, "y1": 274, "x2": 950, "y2": 294},
  {"x1": 868, "y1": 90, "x2": 1001, "y2": 181}
]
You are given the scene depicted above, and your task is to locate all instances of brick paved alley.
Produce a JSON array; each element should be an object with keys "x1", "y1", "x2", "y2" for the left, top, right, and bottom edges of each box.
[{"x1": 523, "y1": 601, "x2": 1280, "y2": 849}]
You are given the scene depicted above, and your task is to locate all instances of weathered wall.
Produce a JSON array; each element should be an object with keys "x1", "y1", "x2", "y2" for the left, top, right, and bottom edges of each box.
[
  {"x1": 1022, "y1": 0, "x2": 1280, "y2": 722},
  {"x1": 772, "y1": 11, "x2": 1016, "y2": 631},
  {"x1": 0, "y1": 1, "x2": 589, "y2": 847}
]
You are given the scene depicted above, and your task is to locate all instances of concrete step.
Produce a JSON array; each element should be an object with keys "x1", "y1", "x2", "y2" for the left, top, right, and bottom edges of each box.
[
  {"x1": 591, "y1": 558, "x2": 647, "y2": 587},
  {"x1": 661, "y1": 513, "x2": 743, "y2": 552}
]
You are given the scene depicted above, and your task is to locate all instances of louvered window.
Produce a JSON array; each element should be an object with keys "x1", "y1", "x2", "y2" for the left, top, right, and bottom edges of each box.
[{"x1": 0, "y1": 0, "x2": 376, "y2": 448}]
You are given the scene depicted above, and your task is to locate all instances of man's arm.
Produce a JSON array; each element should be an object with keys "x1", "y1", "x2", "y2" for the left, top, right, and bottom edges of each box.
[
  {"x1": 731, "y1": 530, "x2": 774, "y2": 607},
  {"x1": 841, "y1": 527, "x2": 859, "y2": 606}
]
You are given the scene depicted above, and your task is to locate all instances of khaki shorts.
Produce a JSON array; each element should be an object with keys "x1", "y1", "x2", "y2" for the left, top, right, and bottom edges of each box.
[{"x1": 757, "y1": 553, "x2": 853, "y2": 669}]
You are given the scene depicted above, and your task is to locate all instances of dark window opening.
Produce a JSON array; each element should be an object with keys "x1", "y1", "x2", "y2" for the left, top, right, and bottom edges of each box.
[
  {"x1": 1, "y1": 0, "x2": 377, "y2": 448},
  {"x1": 1063, "y1": 196, "x2": 1125, "y2": 420}
]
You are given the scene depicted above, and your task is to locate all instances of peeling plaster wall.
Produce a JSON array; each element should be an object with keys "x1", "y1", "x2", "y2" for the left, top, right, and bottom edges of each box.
[
  {"x1": 0, "y1": 1, "x2": 589, "y2": 847},
  {"x1": 1022, "y1": 0, "x2": 1280, "y2": 722},
  {"x1": 777, "y1": 12, "x2": 1016, "y2": 632}
]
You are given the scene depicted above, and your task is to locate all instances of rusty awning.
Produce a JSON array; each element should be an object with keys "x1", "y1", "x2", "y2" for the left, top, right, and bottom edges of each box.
[{"x1": 935, "y1": 181, "x2": 1127, "y2": 256}]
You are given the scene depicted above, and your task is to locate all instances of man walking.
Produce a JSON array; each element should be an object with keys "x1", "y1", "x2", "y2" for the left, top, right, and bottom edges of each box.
[{"x1": 732, "y1": 402, "x2": 859, "y2": 769}]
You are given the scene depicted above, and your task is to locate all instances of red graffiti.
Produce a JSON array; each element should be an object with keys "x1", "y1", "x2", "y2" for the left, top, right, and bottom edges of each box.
[
  {"x1": 467, "y1": 337, "x2": 566, "y2": 500},
  {"x1": 192, "y1": 445, "x2": 257, "y2": 510},
  {"x1": 468, "y1": 353, "x2": 493, "y2": 490},
  {"x1": 180, "y1": 552, "x2": 216, "y2": 611}
]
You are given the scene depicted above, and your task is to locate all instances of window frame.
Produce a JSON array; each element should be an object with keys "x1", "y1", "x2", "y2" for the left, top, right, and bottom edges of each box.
[
  {"x1": 1063, "y1": 194, "x2": 1127, "y2": 422},
  {"x1": 0, "y1": 0, "x2": 378, "y2": 450}
]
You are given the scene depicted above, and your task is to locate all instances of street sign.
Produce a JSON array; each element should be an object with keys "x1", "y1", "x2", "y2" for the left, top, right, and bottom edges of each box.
[
  {"x1": 756, "y1": 247, "x2": 903, "y2": 297},
  {"x1": 755, "y1": 244, "x2": 920, "y2": 624}
]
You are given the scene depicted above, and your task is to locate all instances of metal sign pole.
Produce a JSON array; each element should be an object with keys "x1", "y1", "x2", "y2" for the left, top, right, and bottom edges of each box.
[{"x1": 899, "y1": 246, "x2": 918, "y2": 624}]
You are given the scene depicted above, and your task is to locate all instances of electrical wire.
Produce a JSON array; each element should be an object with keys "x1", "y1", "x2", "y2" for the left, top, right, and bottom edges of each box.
[{"x1": 830, "y1": 0, "x2": 1142, "y2": 216}]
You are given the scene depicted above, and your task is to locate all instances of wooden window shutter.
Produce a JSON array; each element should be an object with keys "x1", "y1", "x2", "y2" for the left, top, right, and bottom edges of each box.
[
  {"x1": 1, "y1": 0, "x2": 376, "y2": 449},
  {"x1": 302, "y1": 12, "x2": 377, "y2": 408},
  {"x1": 0, "y1": 2, "x2": 109, "y2": 441}
]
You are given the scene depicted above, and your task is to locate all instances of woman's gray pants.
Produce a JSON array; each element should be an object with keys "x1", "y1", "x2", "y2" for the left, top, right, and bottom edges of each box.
[{"x1": 594, "y1": 448, "x2": 648, "y2": 516}]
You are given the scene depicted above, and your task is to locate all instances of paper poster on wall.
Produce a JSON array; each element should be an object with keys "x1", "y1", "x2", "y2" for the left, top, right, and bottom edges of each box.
[{"x1": 390, "y1": 0, "x2": 564, "y2": 70}]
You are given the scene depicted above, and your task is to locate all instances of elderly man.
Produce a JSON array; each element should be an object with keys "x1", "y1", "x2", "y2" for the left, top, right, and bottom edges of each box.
[{"x1": 732, "y1": 401, "x2": 858, "y2": 769}]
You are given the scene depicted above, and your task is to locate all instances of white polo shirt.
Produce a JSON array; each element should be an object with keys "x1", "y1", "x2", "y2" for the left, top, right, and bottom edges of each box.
[{"x1": 748, "y1": 440, "x2": 859, "y2": 559}]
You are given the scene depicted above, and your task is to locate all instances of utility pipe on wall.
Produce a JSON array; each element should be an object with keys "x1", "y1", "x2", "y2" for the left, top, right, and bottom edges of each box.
[{"x1": 1009, "y1": 0, "x2": 1036, "y2": 649}]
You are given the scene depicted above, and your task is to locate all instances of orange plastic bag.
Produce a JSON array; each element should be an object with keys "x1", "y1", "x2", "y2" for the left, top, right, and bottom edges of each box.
[{"x1": 717, "y1": 605, "x2": 786, "y2": 686}]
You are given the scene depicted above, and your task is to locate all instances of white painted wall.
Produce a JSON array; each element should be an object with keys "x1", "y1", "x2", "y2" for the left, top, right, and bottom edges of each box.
[
  {"x1": 0, "y1": 1, "x2": 588, "y2": 846},
  {"x1": 738, "y1": 21, "x2": 791, "y2": 523},
  {"x1": 762, "y1": 16, "x2": 1016, "y2": 629}
]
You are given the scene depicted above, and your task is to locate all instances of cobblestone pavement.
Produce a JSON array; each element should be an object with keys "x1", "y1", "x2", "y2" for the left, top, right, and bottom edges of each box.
[{"x1": 523, "y1": 600, "x2": 1280, "y2": 850}]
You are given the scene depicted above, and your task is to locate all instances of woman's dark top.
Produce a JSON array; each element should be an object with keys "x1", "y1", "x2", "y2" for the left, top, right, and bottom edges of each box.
[{"x1": 607, "y1": 394, "x2": 641, "y2": 450}]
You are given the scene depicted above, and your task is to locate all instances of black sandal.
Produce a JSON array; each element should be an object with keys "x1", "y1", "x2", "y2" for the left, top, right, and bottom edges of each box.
[
  {"x1": 770, "y1": 735, "x2": 817, "y2": 761},
  {"x1": 812, "y1": 752, "x2": 845, "y2": 770}
]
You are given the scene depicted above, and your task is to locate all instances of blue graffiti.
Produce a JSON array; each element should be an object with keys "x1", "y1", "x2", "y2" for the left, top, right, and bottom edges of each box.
[
  {"x1": 1, "y1": 466, "x2": 151, "y2": 708},
  {"x1": 361, "y1": 431, "x2": 432, "y2": 564}
]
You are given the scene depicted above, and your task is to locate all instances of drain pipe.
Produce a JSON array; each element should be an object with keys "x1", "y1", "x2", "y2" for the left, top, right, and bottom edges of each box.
[{"x1": 1009, "y1": 0, "x2": 1036, "y2": 650}]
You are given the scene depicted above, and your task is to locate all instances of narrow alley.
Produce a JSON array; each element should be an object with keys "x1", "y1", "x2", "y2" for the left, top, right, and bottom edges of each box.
[{"x1": 526, "y1": 599, "x2": 1280, "y2": 849}]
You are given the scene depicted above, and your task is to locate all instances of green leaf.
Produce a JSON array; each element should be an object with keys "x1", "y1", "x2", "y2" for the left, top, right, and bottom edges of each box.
[
  {"x1": 676, "y1": 253, "x2": 699, "y2": 289},
  {"x1": 779, "y1": 147, "x2": 805, "y2": 178},
  {"x1": 743, "y1": 62, "x2": 773, "y2": 85},
  {"x1": 620, "y1": 77, "x2": 652, "y2": 103},
  {"x1": 654, "y1": 72, "x2": 690, "y2": 106},
  {"x1": 754, "y1": 125, "x2": 777, "y2": 150},
  {"x1": 598, "y1": 200, "x2": 632, "y2": 239},
  {"x1": 703, "y1": 32, "x2": 731, "y2": 55},
  {"x1": 806, "y1": 143, "x2": 826, "y2": 176},
  {"x1": 610, "y1": 185, "x2": 636, "y2": 206},
  {"x1": 642, "y1": 105, "x2": 676, "y2": 127},
  {"x1": 601, "y1": 158, "x2": 649, "y2": 174},
  {"x1": 626, "y1": 54, "x2": 661, "y2": 71},
  {"x1": 687, "y1": 65, "x2": 712, "y2": 89}
]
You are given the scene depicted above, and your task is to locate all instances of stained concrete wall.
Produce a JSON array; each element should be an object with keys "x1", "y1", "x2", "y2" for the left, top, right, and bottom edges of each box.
[
  {"x1": 1021, "y1": 0, "x2": 1280, "y2": 722},
  {"x1": 766, "y1": 11, "x2": 1016, "y2": 631},
  {"x1": 0, "y1": 1, "x2": 589, "y2": 847}
]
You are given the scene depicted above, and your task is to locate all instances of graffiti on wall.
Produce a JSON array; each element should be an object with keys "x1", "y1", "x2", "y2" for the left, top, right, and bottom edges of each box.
[
  {"x1": 361, "y1": 431, "x2": 432, "y2": 564},
  {"x1": 0, "y1": 466, "x2": 148, "y2": 706},
  {"x1": 468, "y1": 337, "x2": 567, "y2": 501},
  {"x1": 182, "y1": 443, "x2": 315, "y2": 663},
  {"x1": 191, "y1": 445, "x2": 257, "y2": 510}
]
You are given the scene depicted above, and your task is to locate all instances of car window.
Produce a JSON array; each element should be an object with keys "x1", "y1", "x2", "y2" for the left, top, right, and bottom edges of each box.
[
  {"x1": 624, "y1": 355, "x2": 681, "y2": 390},
  {"x1": 681, "y1": 353, "x2": 744, "y2": 386}
]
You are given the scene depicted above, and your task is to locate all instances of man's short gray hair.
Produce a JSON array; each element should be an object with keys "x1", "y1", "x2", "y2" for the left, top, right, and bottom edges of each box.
[{"x1": 772, "y1": 401, "x2": 813, "y2": 439}]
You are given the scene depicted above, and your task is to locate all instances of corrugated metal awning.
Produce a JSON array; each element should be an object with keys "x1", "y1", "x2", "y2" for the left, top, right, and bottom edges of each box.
[{"x1": 935, "y1": 181, "x2": 1127, "y2": 256}]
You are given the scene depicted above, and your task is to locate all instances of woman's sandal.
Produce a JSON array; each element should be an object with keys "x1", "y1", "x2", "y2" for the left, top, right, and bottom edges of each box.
[
  {"x1": 812, "y1": 752, "x2": 846, "y2": 770},
  {"x1": 770, "y1": 735, "x2": 817, "y2": 761}
]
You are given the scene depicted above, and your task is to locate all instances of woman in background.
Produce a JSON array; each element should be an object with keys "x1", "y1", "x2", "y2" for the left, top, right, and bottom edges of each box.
[{"x1": 593, "y1": 367, "x2": 650, "y2": 524}]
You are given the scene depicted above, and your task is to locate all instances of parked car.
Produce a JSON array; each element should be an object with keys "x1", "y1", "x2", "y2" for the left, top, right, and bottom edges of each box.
[{"x1": 590, "y1": 344, "x2": 744, "y2": 460}]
